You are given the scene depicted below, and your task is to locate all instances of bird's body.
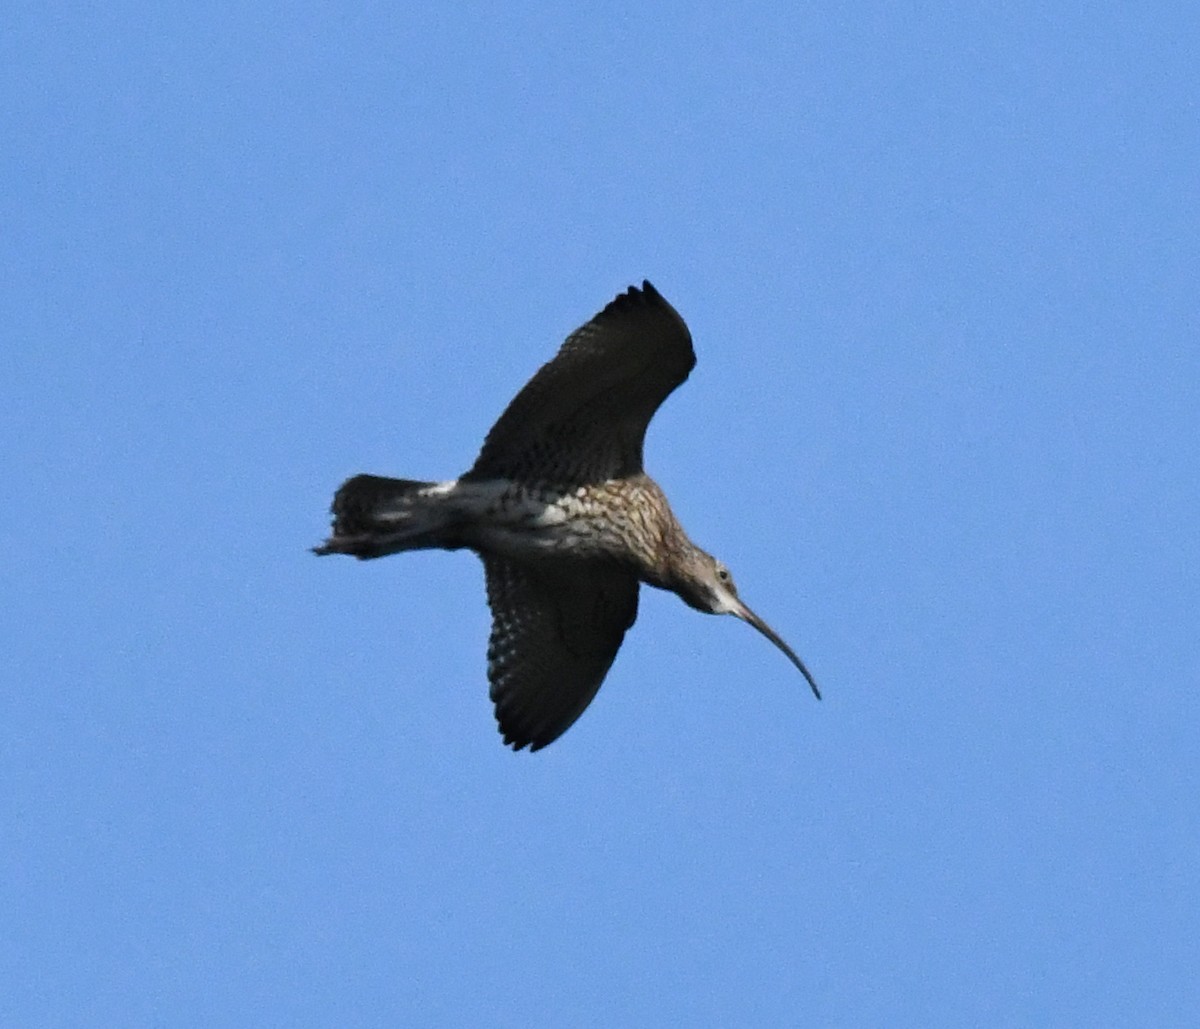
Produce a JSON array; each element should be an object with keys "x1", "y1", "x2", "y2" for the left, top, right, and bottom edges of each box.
[
  {"x1": 324, "y1": 472, "x2": 683, "y2": 584},
  {"x1": 315, "y1": 281, "x2": 819, "y2": 750}
]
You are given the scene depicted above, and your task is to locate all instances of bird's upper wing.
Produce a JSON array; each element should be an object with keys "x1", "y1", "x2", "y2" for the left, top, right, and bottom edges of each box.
[
  {"x1": 483, "y1": 556, "x2": 640, "y2": 751},
  {"x1": 465, "y1": 281, "x2": 696, "y2": 485}
]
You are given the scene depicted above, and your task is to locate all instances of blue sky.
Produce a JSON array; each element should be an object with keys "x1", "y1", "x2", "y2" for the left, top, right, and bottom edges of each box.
[{"x1": 4, "y1": 3, "x2": 1198, "y2": 1025}]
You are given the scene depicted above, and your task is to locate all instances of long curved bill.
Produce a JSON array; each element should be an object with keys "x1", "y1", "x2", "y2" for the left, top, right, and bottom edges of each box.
[{"x1": 732, "y1": 599, "x2": 821, "y2": 700}]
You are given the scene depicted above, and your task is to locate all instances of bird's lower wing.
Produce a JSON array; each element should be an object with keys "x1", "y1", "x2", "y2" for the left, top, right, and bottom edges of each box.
[{"x1": 482, "y1": 557, "x2": 640, "y2": 751}]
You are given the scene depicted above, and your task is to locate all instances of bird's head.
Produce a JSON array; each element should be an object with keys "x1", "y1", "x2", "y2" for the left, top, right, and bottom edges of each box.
[{"x1": 676, "y1": 548, "x2": 821, "y2": 700}]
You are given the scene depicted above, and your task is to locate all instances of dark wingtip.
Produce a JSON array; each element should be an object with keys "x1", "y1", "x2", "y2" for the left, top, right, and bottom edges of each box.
[
  {"x1": 612, "y1": 280, "x2": 656, "y2": 304},
  {"x1": 499, "y1": 727, "x2": 535, "y2": 753},
  {"x1": 605, "y1": 279, "x2": 664, "y2": 309},
  {"x1": 633, "y1": 279, "x2": 665, "y2": 305},
  {"x1": 598, "y1": 280, "x2": 689, "y2": 344}
]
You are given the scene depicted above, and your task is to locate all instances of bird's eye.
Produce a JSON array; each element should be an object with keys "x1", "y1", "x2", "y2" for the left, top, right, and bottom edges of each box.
[{"x1": 716, "y1": 566, "x2": 731, "y2": 583}]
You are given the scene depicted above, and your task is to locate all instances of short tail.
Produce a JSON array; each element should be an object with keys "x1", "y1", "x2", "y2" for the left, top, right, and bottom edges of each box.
[{"x1": 312, "y1": 474, "x2": 452, "y2": 559}]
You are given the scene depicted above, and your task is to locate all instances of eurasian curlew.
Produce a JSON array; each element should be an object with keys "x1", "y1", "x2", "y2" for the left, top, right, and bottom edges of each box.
[{"x1": 314, "y1": 281, "x2": 819, "y2": 751}]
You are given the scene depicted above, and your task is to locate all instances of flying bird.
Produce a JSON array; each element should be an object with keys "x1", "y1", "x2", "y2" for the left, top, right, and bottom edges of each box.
[{"x1": 314, "y1": 281, "x2": 819, "y2": 750}]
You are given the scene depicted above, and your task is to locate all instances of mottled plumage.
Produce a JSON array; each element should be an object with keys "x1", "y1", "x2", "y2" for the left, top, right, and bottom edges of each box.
[{"x1": 315, "y1": 281, "x2": 819, "y2": 751}]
